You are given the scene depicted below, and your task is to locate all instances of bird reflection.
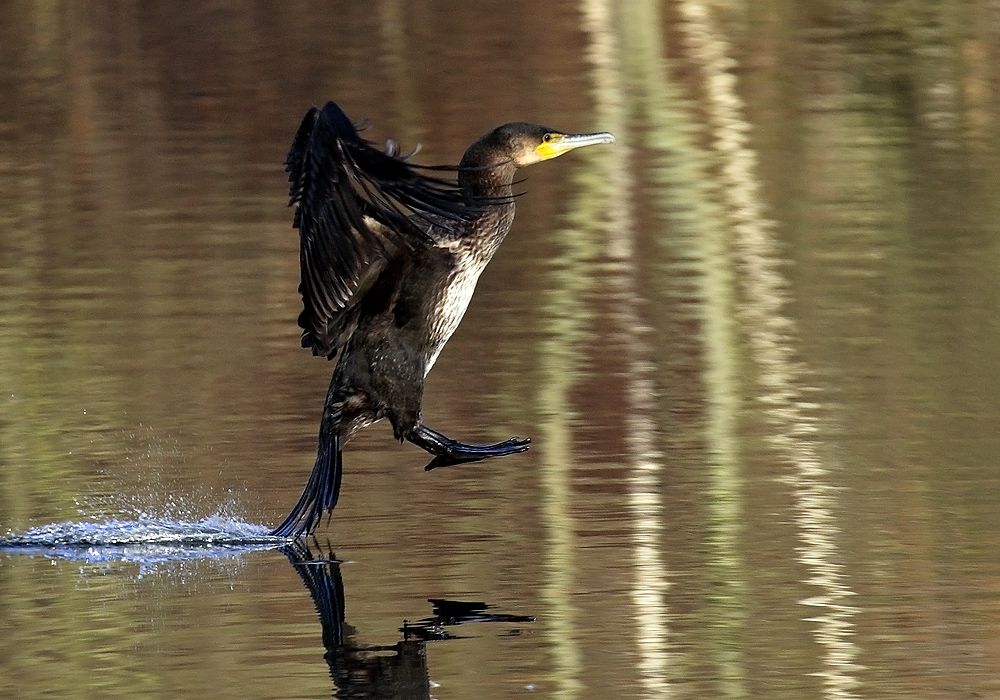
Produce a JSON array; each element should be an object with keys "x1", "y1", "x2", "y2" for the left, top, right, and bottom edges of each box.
[{"x1": 281, "y1": 540, "x2": 533, "y2": 698}]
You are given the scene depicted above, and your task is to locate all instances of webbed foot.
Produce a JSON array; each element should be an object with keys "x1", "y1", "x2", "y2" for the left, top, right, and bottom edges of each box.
[{"x1": 408, "y1": 425, "x2": 530, "y2": 471}]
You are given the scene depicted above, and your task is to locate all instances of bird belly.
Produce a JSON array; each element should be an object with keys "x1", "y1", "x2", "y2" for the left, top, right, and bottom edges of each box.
[{"x1": 424, "y1": 259, "x2": 487, "y2": 375}]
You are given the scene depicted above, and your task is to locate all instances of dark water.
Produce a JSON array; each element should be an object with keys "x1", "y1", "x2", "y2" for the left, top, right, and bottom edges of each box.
[{"x1": 2, "y1": 1, "x2": 1000, "y2": 698}]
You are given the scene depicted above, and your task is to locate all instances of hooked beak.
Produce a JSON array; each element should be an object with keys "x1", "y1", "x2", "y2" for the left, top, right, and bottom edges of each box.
[{"x1": 536, "y1": 131, "x2": 616, "y2": 160}]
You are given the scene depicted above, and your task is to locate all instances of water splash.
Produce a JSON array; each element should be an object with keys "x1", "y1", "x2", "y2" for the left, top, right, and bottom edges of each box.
[
  {"x1": 0, "y1": 420, "x2": 289, "y2": 573},
  {"x1": 0, "y1": 515, "x2": 287, "y2": 568}
]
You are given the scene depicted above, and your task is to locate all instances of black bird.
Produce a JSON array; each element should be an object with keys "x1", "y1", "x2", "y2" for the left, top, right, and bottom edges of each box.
[{"x1": 272, "y1": 101, "x2": 614, "y2": 538}]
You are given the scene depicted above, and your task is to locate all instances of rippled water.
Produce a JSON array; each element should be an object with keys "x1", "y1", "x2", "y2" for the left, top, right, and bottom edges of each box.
[{"x1": 2, "y1": 1, "x2": 1000, "y2": 699}]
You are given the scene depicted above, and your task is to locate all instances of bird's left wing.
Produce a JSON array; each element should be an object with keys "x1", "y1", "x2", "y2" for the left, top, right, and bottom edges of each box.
[{"x1": 285, "y1": 101, "x2": 482, "y2": 358}]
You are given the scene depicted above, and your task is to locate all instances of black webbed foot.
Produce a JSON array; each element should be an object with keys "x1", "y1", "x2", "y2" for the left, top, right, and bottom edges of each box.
[{"x1": 408, "y1": 425, "x2": 530, "y2": 471}]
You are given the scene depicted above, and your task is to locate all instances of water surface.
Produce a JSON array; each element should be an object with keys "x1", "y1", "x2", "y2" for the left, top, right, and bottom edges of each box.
[{"x1": 2, "y1": 1, "x2": 1000, "y2": 698}]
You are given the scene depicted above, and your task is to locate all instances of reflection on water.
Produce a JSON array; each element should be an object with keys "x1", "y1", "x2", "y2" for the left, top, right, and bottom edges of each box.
[
  {"x1": 284, "y1": 540, "x2": 533, "y2": 699},
  {"x1": 2, "y1": 1, "x2": 1000, "y2": 699},
  {"x1": 678, "y1": 2, "x2": 862, "y2": 698},
  {"x1": 0, "y1": 535, "x2": 533, "y2": 699},
  {"x1": 581, "y1": 1, "x2": 673, "y2": 697}
]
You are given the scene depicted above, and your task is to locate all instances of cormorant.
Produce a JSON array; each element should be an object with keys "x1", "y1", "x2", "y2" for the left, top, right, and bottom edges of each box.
[{"x1": 272, "y1": 101, "x2": 614, "y2": 538}]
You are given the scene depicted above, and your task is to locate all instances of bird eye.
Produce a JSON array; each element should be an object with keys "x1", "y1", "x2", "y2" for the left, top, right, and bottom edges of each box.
[{"x1": 543, "y1": 133, "x2": 552, "y2": 142}]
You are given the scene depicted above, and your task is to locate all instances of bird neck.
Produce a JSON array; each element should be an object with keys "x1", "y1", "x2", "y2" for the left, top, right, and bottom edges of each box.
[{"x1": 458, "y1": 133, "x2": 519, "y2": 201}]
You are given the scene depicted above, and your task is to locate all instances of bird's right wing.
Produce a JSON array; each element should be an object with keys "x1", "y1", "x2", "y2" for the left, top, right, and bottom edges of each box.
[{"x1": 285, "y1": 101, "x2": 482, "y2": 358}]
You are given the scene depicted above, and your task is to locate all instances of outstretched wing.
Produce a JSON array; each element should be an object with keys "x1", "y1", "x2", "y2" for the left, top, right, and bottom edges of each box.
[{"x1": 285, "y1": 101, "x2": 480, "y2": 358}]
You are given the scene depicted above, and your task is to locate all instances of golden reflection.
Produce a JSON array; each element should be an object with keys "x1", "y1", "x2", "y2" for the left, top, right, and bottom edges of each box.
[
  {"x1": 376, "y1": 0, "x2": 423, "y2": 145},
  {"x1": 536, "y1": 173, "x2": 595, "y2": 696},
  {"x1": 28, "y1": 0, "x2": 63, "y2": 93},
  {"x1": 677, "y1": 2, "x2": 862, "y2": 698},
  {"x1": 536, "y1": 343, "x2": 584, "y2": 700},
  {"x1": 962, "y1": 39, "x2": 992, "y2": 143},
  {"x1": 535, "y1": 154, "x2": 599, "y2": 698},
  {"x1": 0, "y1": 7, "x2": 85, "y2": 529},
  {"x1": 619, "y1": 0, "x2": 749, "y2": 694},
  {"x1": 581, "y1": 0, "x2": 673, "y2": 696},
  {"x1": 535, "y1": 32, "x2": 607, "y2": 700}
]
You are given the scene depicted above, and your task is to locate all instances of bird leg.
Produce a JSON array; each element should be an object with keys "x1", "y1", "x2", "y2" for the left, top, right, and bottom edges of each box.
[{"x1": 408, "y1": 424, "x2": 530, "y2": 471}]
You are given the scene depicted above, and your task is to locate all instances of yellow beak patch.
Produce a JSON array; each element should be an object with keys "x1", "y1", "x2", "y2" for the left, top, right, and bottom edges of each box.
[{"x1": 535, "y1": 139, "x2": 565, "y2": 160}]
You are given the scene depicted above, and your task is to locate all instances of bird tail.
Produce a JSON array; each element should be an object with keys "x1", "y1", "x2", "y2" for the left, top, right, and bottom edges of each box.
[{"x1": 271, "y1": 432, "x2": 343, "y2": 538}]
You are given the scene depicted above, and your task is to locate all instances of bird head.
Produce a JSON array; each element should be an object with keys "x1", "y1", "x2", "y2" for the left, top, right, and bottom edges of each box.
[{"x1": 488, "y1": 122, "x2": 616, "y2": 167}]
